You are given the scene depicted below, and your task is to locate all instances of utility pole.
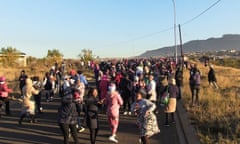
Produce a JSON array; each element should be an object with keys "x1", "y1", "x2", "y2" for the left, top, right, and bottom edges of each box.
[
  {"x1": 172, "y1": 0, "x2": 177, "y2": 63},
  {"x1": 178, "y1": 24, "x2": 184, "y2": 71}
]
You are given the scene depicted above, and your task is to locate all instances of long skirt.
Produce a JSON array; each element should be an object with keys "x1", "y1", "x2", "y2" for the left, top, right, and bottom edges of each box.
[{"x1": 138, "y1": 112, "x2": 160, "y2": 137}]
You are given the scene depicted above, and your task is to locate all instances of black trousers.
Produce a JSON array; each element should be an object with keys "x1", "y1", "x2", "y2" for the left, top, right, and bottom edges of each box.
[
  {"x1": 123, "y1": 92, "x2": 132, "y2": 111},
  {"x1": 34, "y1": 93, "x2": 42, "y2": 113},
  {"x1": 89, "y1": 128, "x2": 98, "y2": 144},
  {"x1": 141, "y1": 136, "x2": 149, "y2": 144},
  {"x1": 59, "y1": 123, "x2": 80, "y2": 144},
  {"x1": 165, "y1": 112, "x2": 174, "y2": 124},
  {"x1": 44, "y1": 90, "x2": 54, "y2": 100}
]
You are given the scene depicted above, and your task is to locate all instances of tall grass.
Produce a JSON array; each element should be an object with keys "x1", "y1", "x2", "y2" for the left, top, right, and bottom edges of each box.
[
  {"x1": 0, "y1": 59, "x2": 94, "y2": 92},
  {"x1": 182, "y1": 64, "x2": 240, "y2": 143}
]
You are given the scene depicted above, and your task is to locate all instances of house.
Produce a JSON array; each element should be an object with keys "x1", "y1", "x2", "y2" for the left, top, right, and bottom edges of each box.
[{"x1": 0, "y1": 49, "x2": 27, "y2": 67}]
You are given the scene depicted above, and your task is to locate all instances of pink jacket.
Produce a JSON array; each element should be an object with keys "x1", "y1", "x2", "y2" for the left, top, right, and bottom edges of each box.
[
  {"x1": 105, "y1": 91, "x2": 123, "y2": 118},
  {"x1": 0, "y1": 82, "x2": 12, "y2": 98}
]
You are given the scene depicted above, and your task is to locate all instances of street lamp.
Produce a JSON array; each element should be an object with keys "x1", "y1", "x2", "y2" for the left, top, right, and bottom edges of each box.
[{"x1": 172, "y1": 0, "x2": 177, "y2": 63}]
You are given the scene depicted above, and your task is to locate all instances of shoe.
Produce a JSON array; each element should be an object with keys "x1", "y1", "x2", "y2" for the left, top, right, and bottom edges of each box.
[
  {"x1": 31, "y1": 119, "x2": 37, "y2": 123},
  {"x1": 78, "y1": 127, "x2": 85, "y2": 133},
  {"x1": 164, "y1": 123, "x2": 170, "y2": 127},
  {"x1": 68, "y1": 129, "x2": 71, "y2": 137},
  {"x1": 171, "y1": 121, "x2": 176, "y2": 124},
  {"x1": 109, "y1": 136, "x2": 118, "y2": 143},
  {"x1": 123, "y1": 111, "x2": 128, "y2": 115},
  {"x1": 39, "y1": 107, "x2": 43, "y2": 113},
  {"x1": 138, "y1": 138, "x2": 142, "y2": 144},
  {"x1": 128, "y1": 112, "x2": 132, "y2": 115}
]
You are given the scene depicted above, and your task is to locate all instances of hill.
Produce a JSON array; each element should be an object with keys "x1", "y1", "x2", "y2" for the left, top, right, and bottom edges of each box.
[{"x1": 139, "y1": 34, "x2": 240, "y2": 57}]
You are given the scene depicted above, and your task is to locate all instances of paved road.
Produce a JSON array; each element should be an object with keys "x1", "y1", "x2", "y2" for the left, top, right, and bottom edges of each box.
[{"x1": 0, "y1": 95, "x2": 179, "y2": 144}]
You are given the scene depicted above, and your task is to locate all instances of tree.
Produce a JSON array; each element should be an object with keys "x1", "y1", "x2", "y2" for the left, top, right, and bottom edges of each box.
[
  {"x1": 0, "y1": 47, "x2": 19, "y2": 66},
  {"x1": 46, "y1": 49, "x2": 63, "y2": 64},
  {"x1": 78, "y1": 49, "x2": 95, "y2": 62},
  {"x1": 47, "y1": 49, "x2": 63, "y2": 58}
]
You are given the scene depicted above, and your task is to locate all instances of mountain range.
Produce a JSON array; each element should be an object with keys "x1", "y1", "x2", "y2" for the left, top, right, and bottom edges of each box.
[{"x1": 138, "y1": 34, "x2": 240, "y2": 57}]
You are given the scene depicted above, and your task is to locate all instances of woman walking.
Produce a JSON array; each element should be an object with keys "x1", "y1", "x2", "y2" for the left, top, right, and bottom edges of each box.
[
  {"x1": 164, "y1": 78, "x2": 178, "y2": 126},
  {"x1": 86, "y1": 88, "x2": 101, "y2": 144},
  {"x1": 19, "y1": 78, "x2": 39, "y2": 125},
  {"x1": 0, "y1": 76, "x2": 12, "y2": 117},
  {"x1": 131, "y1": 88, "x2": 160, "y2": 144},
  {"x1": 58, "y1": 80, "x2": 79, "y2": 144},
  {"x1": 105, "y1": 83, "x2": 123, "y2": 143},
  {"x1": 99, "y1": 73, "x2": 109, "y2": 101},
  {"x1": 74, "y1": 79, "x2": 86, "y2": 133}
]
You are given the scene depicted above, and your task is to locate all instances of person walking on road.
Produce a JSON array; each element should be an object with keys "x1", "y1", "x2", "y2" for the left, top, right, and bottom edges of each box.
[
  {"x1": 19, "y1": 78, "x2": 39, "y2": 125},
  {"x1": 86, "y1": 87, "x2": 102, "y2": 144},
  {"x1": 105, "y1": 83, "x2": 123, "y2": 143},
  {"x1": 32, "y1": 76, "x2": 43, "y2": 114},
  {"x1": 58, "y1": 80, "x2": 80, "y2": 144},
  {"x1": 119, "y1": 73, "x2": 132, "y2": 115},
  {"x1": 43, "y1": 72, "x2": 54, "y2": 102},
  {"x1": 0, "y1": 76, "x2": 12, "y2": 117},
  {"x1": 131, "y1": 88, "x2": 160, "y2": 144},
  {"x1": 99, "y1": 72, "x2": 110, "y2": 101},
  {"x1": 175, "y1": 66, "x2": 183, "y2": 100},
  {"x1": 19, "y1": 70, "x2": 27, "y2": 97},
  {"x1": 74, "y1": 79, "x2": 86, "y2": 133},
  {"x1": 146, "y1": 74, "x2": 157, "y2": 112},
  {"x1": 164, "y1": 78, "x2": 178, "y2": 126}
]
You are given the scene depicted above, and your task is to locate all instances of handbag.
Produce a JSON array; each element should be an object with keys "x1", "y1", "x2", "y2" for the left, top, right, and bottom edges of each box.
[{"x1": 161, "y1": 86, "x2": 169, "y2": 105}]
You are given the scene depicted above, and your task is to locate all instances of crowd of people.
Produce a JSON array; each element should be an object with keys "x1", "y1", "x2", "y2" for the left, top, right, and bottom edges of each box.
[{"x1": 0, "y1": 58, "x2": 219, "y2": 144}]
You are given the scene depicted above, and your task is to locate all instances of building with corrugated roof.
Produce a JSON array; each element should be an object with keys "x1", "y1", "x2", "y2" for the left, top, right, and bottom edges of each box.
[{"x1": 0, "y1": 49, "x2": 27, "y2": 67}]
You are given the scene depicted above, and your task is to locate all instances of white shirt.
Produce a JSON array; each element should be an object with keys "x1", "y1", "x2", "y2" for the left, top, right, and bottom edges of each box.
[{"x1": 147, "y1": 80, "x2": 157, "y2": 102}]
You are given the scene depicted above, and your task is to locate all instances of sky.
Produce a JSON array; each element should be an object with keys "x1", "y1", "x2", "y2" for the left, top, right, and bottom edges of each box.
[{"x1": 0, "y1": 0, "x2": 239, "y2": 58}]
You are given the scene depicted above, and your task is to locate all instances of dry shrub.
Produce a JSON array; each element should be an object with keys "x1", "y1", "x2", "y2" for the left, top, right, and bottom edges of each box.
[{"x1": 182, "y1": 63, "x2": 240, "y2": 144}]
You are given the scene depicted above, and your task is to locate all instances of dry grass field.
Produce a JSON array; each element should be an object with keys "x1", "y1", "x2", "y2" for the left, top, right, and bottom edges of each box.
[
  {"x1": 182, "y1": 63, "x2": 240, "y2": 144},
  {"x1": 0, "y1": 60, "x2": 94, "y2": 93}
]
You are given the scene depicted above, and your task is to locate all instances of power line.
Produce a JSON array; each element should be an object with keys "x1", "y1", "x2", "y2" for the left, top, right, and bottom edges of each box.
[
  {"x1": 182, "y1": 0, "x2": 222, "y2": 26},
  {"x1": 114, "y1": 0, "x2": 223, "y2": 44}
]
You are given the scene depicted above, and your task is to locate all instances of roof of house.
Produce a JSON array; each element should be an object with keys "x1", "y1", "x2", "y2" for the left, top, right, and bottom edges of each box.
[{"x1": 0, "y1": 49, "x2": 26, "y2": 56}]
